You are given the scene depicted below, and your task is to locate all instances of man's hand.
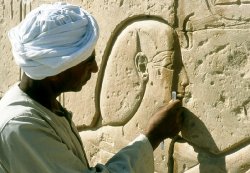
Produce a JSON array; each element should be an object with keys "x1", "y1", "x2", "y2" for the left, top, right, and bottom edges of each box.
[{"x1": 144, "y1": 100, "x2": 183, "y2": 150}]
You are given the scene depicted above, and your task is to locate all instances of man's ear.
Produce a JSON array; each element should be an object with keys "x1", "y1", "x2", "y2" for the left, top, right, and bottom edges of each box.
[{"x1": 135, "y1": 52, "x2": 149, "y2": 81}]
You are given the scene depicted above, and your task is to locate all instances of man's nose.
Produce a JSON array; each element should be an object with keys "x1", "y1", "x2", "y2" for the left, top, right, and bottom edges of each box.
[{"x1": 91, "y1": 60, "x2": 98, "y2": 73}]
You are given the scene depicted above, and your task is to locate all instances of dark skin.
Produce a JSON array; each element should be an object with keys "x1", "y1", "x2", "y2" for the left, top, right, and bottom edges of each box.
[
  {"x1": 19, "y1": 50, "x2": 183, "y2": 150},
  {"x1": 145, "y1": 100, "x2": 183, "y2": 150},
  {"x1": 19, "y1": 51, "x2": 98, "y2": 115}
]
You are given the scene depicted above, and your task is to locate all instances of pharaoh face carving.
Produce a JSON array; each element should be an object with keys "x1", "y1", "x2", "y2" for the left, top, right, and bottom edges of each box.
[{"x1": 100, "y1": 19, "x2": 189, "y2": 125}]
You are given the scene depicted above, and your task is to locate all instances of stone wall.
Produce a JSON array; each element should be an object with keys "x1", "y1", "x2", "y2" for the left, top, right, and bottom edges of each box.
[{"x1": 0, "y1": 0, "x2": 249, "y2": 172}]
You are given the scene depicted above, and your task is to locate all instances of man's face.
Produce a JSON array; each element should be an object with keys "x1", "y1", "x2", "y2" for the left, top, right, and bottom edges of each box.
[{"x1": 57, "y1": 51, "x2": 98, "y2": 92}]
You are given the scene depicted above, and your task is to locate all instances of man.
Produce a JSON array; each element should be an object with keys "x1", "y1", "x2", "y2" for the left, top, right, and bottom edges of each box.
[{"x1": 0, "y1": 2, "x2": 183, "y2": 173}]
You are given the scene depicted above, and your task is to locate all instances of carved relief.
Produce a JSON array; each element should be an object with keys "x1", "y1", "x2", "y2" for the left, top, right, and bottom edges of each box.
[
  {"x1": 206, "y1": 0, "x2": 250, "y2": 23},
  {"x1": 175, "y1": 0, "x2": 250, "y2": 169},
  {"x1": 0, "y1": 0, "x2": 4, "y2": 24},
  {"x1": 174, "y1": 29, "x2": 250, "y2": 172},
  {"x1": 213, "y1": 0, "x2": 250, "y2": 5},
  {"x1": 81, "y1": 17, "x2": 190, "y2": 172},
  {"x1": 98, "y1": 18, "x2": 189, "y2": 126},
  {"x1": 178, "y1": 0, "x2": 250, "y2": 49}
]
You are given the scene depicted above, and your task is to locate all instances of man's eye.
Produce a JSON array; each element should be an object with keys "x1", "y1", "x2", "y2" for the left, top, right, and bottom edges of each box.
[{"x1": 86, "y1": 55, "x2": 95, "y2": 63}]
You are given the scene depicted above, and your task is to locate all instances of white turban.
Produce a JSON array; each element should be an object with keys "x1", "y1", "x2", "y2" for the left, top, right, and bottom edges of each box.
[{"x1": 8, "y1": 2, "x2": 99, "y2": 80}]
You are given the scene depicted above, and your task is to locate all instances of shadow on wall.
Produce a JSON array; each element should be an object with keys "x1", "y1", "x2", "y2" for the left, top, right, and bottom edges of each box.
[
  {"x1": 177, "y1": 108, "x2": 250, "y2": 172},
  {"x1": 180, "y1": 108, "x2": 226, "y2": 172}
]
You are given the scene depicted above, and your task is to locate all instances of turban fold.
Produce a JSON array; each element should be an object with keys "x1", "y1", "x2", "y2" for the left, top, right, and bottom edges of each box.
[{"x1": 8, "y1": 2, "x2": 99, "y2": 80}]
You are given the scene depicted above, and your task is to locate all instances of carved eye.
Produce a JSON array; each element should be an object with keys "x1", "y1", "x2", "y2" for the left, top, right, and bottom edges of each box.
[
  {"x1": 161, "y1": 57, "x2": 173, "y2": 69},
  {"x1": 153, "y1": 51, "x2": 173, "y2": 70}
]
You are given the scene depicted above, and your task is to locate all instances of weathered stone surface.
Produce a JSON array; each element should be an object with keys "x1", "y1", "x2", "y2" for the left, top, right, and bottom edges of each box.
[
  {"x1": 1, "y1": 0, "x2": 249, "y2": 172},
  {"x1": 0, "y1": 0, "x2": 25, "y2": 98},
  {"x1": 175, "y1": 29, "x2": 250, "y2": 172}
]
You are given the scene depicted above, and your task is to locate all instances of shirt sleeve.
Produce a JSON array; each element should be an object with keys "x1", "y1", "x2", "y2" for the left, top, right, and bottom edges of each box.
[
  {"x1": 0, "y1": 115, "x2": 154, "y2": 173},
  {"x1": 94, "y1": 134, "x2": 154, "y2": 173}
]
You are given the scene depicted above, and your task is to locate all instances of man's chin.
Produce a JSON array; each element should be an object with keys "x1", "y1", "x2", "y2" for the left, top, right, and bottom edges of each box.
[
  {"x1": 69, "y1": 80, "x2": 89, "y2": 92},
  {"x1": 68, "y1": 85, "x2": 83, "y2": 92}
]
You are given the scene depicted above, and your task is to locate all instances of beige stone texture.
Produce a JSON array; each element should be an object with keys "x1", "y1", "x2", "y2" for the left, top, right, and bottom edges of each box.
[
  {"x1": 0, "y1": 0, "x2": 22, "y2": 98},
  {"x1": 1, "y1": 0, "x2": 249, "y2": 172}
]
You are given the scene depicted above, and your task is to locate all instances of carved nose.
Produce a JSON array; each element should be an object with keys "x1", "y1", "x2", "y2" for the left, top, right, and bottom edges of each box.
[
  {"x1": 181, "y1": 74, "x2": 189, "y2": 87},
  {"x1": 179, "y1": 68, "x2": 189, "y2": 89}
]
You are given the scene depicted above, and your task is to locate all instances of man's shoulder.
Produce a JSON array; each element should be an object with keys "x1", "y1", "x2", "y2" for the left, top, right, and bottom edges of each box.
[
  {"x1": 0, "y1": 84, "x2": 44, "y2": 132},
  {"x1": 0, "y1": 83, "x2": 23, "y2": 109},
  {"x1": 0, "y1": 100, "x2": 40, "y2": 133}
]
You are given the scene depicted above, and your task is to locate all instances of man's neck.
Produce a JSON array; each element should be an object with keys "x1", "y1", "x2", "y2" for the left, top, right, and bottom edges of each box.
[{"x1": 19, "y1": 73, "x2": 61, "y2": 113}]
